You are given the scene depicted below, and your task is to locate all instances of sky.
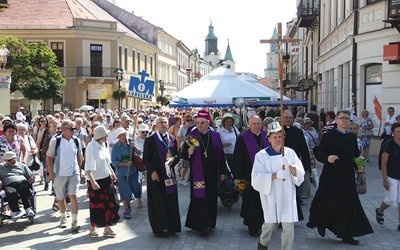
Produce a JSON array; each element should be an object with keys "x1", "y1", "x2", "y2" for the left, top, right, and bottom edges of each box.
[{"x1": 112, "y1": 0, "x2": 298, "y2": 77}]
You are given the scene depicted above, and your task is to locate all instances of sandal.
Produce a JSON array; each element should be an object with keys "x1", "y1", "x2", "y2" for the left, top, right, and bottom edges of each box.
[
  {"x1": 136, "y1": 200, "x2": 143, "y2": 208},
  {"x1": 103, "y1": 228, "x2": 116, "y2": 237},
  {"x1": 52, "y1": 198, "x2": 59, "y2": 212},
  {"x1": 89, "y1": 227, "x2": 99, "y2": 237}
]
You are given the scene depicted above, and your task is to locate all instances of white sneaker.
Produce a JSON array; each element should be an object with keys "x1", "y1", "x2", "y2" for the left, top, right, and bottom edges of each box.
[
  {"x1": 25, "y1": 207, "x2": 35, "y2": 217},
  {"x1": 11, "y1": 211, "x2": 23, "y2": 222},
  {"x1": 66, "y1": 210, "x2": 70, "y2": 218},
  {"x1": 179, "y1": 179, "x2": 188, "y2": 186},
  {"x1": 71, "y1": 220, "x2": 82, "y2": 231},
  {"x1": 59, "y1": 217, "x2": 67, "y2": 228}
]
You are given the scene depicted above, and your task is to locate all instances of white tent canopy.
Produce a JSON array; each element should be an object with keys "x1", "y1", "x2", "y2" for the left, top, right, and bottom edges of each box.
[
  {"x1": 237, "y1": 73, "x2": 291, "y2": 101},
  {"x1": 172, "y1": 67, "x2": 279, "y2": 106}
]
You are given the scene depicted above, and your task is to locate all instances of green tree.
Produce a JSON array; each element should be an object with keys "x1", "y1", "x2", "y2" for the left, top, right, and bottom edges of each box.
[{"x1": 0, "y1": 36, "x2": 66, "y2": 101}]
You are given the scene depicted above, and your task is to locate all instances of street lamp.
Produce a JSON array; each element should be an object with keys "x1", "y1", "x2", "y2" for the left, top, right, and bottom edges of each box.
[
  {"x1": 114, "y1": 68, "x2": 124, "y2": 111},
  {"x1": 159, "y1": 80, "x2": 165, "y2": 106}
]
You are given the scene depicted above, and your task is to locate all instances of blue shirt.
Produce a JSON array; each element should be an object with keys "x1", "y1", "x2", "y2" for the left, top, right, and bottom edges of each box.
[{"x1": 111, "y1": 140, "x2": 137, "y2": 176}]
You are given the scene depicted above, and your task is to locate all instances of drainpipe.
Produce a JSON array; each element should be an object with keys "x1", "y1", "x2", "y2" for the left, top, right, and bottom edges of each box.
[{"x1": 351, "y1": 1, "x2": 359, "y2": 114}]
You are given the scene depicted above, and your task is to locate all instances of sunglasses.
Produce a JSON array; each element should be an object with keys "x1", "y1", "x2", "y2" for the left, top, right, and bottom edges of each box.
[
  {"x1": 140, "y1": 131, "x2": 148, "y2": 134},
  {"x1": 137, "y1": 121, "x2": 143, "y2": 124},
  {"x1": 6, "y1": 158, "x2": 16, "y2": 162},
  {"x1": 65, "y1": 127, "x2": 76, "y2": 131}
]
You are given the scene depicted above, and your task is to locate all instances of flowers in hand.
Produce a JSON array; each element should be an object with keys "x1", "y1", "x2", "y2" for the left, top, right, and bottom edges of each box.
[
  {"x1": 234, "y1": 179, "x2": 249, "y2": 193},
  {"x1": 353, "y1": 155, "x2": 368, "y2": 170},
  {"x1": 186, "y1": 136, "x2": 199, "y2": 149}
]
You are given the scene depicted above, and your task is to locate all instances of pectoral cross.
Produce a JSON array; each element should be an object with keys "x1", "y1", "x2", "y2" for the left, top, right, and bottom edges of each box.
[
  {"x1": 204, "y1": 151, "x2": 207, "y2": 158},
  {"x1": 260, "y1": 22, "x2": 300, "y2": 156}
]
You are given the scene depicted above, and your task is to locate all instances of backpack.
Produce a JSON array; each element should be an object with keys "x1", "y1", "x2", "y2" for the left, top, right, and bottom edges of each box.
[{"x1": 54, "y1": 134, "x2": 80, "y2": 157}]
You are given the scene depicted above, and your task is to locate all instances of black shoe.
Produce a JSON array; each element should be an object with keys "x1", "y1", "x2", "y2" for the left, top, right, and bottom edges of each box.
[
  {"x1": 342, "y1": 237, "x2": 359, "y2": 245},
  {"x1": 317, "y1": 227, "x2": 325, "y2": 237},
  {"x1": 249, "y1": 229, "x2": 259, "y2": 237},
  {"x1": 44, "y1": 183, "x2": 49, "y2": 191},
  {"x1": 375, "y1": 208, "x2": 384, "y2": 225},
  {"x1": 200, "y1": 228, "x2": 210, "y2": 237},
  {"x1": 257, "y1": 241, "x2": 268, "y2": 250},
  {"x1": 154, "y1": 232, "x2": 166, "y2": 238}
]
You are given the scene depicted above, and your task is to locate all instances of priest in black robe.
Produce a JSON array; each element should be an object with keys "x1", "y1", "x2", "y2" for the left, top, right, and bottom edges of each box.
[
  {"x1": 232, "y1": 115, "x2": 270, "y2": 236},
  {"x1": 143, "y1": 117, "x2": 181, "y2": 238},
  {"x1": 181, "y1": 109, "x2": 227, "y2": 236},
  {"x1": 307, "y1": 110, "x2": 373, "y2": 245},
  {"x1": 282, "y1": 109, "x2": 311, "y2": 221}
]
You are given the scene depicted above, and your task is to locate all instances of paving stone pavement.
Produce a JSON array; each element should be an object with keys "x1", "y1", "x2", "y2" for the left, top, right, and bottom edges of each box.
[{"x1": 0, "y1": 155, "x2": 399, "y2": 249}]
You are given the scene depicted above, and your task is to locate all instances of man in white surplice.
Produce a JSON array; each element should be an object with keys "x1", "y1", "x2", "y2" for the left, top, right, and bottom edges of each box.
[{"x1": 252, "y1": 122, "x2": 305, "y2": 250}]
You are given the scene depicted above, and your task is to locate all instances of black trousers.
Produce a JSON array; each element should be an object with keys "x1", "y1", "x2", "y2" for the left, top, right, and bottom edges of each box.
[{"x1": 4, "y1": 180, "x2": 32, "y2": 212}]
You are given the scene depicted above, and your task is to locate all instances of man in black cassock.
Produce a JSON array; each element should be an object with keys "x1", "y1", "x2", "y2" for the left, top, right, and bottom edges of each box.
[
  {"x1": 307, "y1": 110, "x2": 373, "y2": 245},
  {"x1": 143, "y1": 117, "x2": 181, "y2": 238},
  {"x1": 232, "y1": 115, "x2": 269, "y2": 236},
  {"x1": 282, "y1": 110, "x2": 311, "y2": 221},
  {"x1": 181, "y1": 109, "x2": 227, "y2": 236}
]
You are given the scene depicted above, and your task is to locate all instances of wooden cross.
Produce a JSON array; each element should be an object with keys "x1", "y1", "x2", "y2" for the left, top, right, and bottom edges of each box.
[{"x1": 260, "y1": 22, "x2": 300, "y2": 156}]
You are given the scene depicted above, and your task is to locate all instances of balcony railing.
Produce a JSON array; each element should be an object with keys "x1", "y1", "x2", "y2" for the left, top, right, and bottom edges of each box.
[
  {"x1": 59, "y1": 67, "x2": 118, "y2": 78},
  {"x1": 297, "y1": 0, "x2": 319, "y2": 28}
]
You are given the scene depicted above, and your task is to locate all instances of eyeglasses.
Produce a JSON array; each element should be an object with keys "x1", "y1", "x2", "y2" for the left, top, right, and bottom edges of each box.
[
  {"x1": 337, "y1": 117, "x2": 350, "y2": 121},
  {"x1": 196, "y1": 121, "x2": 208, "y2": 125},
  {"x1": 65, "y1": 127, "x2": 76, "y2": 131},
  {"x1": 140, "y1": 131, "x2": 148, "y2": 134},
  {"x1": 137, "y1": 121, "x2": 143, "y2": 124},
  {"x1": 40, "y1": 120, "x2": 47, "y2": 122},
  {"x1": 186, "y1": 119, "x2": 193, "y2": 122}
]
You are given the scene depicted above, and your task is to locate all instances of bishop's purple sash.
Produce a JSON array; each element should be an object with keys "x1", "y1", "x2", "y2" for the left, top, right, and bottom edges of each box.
[
  {"x1": 241, "y1": 130, "x2": 269, "y2": 165},
  {"x1": 189, "y1": 128, "x2": 223, "y2": 198},
  {"x1": 153, "y1": 133, "x2": 177, "y2": 194}
]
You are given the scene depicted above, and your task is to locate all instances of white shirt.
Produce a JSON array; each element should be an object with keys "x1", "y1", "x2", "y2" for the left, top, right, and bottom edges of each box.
[
  {"x1": 84, "y1": 139, "x2": 111, "y2": 180},
  {"x1": 217, "y1": 126, "x2": 239, "y2": 154},
  {"x1": 385, "y1": 114, "x2": 397, "y2": 135},
  {"x1": 251, "y1": 147, "x2": 305, "y2": 223},
  {"x1": 47, "y1": 136, "x2": 82, "y2": 176}
]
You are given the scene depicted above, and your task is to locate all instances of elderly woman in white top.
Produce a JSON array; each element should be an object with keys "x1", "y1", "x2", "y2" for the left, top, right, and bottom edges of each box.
[
  {"x1": 216, "y1": 113, "x2": 239, "y2": 167},
  {"x1": 85, "y1": 125, "x2": 119, "y2": 237},
  {"x1": 133, "y1": 123, "x2": 149, "y2": 207},
  {"x1": 16, "y1": 123, "x2": 38, "y2": 173}
]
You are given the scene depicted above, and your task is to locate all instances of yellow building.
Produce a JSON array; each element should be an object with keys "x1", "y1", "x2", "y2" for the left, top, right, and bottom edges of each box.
[{"x1": 0, "y1": 0, "x2": 159, "y2": 114}]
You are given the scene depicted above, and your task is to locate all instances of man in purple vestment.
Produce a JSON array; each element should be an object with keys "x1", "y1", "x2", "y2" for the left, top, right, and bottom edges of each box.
[
  {"x1": 233, "y1": 115, "x2": 270, "y2": 236},
  {"x1": 181, "y1": 109, "x2": 227, "y2": 236}
]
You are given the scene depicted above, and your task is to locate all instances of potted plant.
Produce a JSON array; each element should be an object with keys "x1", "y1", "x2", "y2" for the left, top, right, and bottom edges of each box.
[{"x1": 112, "y1": 88, "x2": 127, "y2": 100}]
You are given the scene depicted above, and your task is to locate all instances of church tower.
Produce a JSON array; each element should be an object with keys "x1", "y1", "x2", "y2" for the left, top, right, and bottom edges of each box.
[
  {"x1": 223, "y1": 39, "x2": 235, "y2": 72},
  {"x1": 264, "y1": 27, "x2": 279, "y2": 79},
  {"x1": 203, "y1": 20, "x2": 221, "y2": 67}
]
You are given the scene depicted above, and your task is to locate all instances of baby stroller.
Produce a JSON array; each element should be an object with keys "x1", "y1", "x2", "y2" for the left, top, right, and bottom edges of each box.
[
  {"x1": 0, "y1": 185, "x2": 36, "y2": 226},
  {"x1": 218, "y1": 164, "x2": 240, "y2": 208}
]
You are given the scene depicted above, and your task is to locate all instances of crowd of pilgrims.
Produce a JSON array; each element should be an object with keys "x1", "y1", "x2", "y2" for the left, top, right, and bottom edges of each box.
[{"x1": 0, "y1": 105, "x2": 377, "y2": 248}]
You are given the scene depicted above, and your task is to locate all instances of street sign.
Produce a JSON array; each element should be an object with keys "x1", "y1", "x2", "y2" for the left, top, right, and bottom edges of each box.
[{"x1": 128, "y1": 70, "x2": 155, "y2": 100}]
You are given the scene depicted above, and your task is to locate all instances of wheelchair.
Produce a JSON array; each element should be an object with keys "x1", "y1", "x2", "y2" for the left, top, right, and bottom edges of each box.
[{"x1": 0, "y1": 185, "x2": 37, "y2": 226}]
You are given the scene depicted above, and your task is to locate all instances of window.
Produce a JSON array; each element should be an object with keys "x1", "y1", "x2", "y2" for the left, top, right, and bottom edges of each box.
[
  {"x1": 51, "y1": 42, "x2": 64, "y2": 67},
  {"x1": 90, "y1": 44, "x2": 102, "y2": 77},
  {"x1": 124, "y1": 48, "x2": 128, "y2": 70},
  {"x1": 367, "y1": 0, "x2": 381, "y2": 4},
  {"x1": 137, "y1": 52, "x2": 141, "y2": 72},
  {"x1": 144, "y1": 55, "x2": 147, "y2": 71},
  {"x1": 150, "y1": 56, "x2": 153, "y2": 75},
  {"x1": 132, "y1": 50, "x2": 135, "y2": 72},
  {"x1": 118, "y1": 46, "x2": 122, "y2": 69}
]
